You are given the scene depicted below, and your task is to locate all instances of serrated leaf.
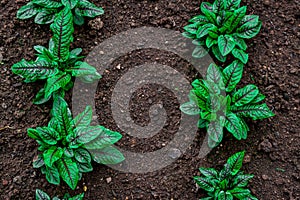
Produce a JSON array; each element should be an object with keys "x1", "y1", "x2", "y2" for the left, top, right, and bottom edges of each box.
[
  {"x1": 225, "y1": 112, "x2": 246, "y2": 140},
  {"x1": 57, "y1": 157, "x2": 79, "y2": 190},
  {"x1": 192, "y1": 46, "x2": 208, "y2": 58},
  {"x1": 50, "y1": 7, "x2": 74, "y2": 61},
  {"x1": 90, "y1": 146, "x2": 125, "y2": 165},
  {"x1": 45, "y1": 165, "x2": 60, "y2": 185},
  {"x1": 232, "y1": 85, "x2": 259, "y2": 106},
  {"x1": 34, "y1": 8, "x2": 56, "y2": 24},
  {"x1": 44, "y1": 72, "x2": 71, "y2": 99},
  {"x1": 231, "y1": 103, "x2": 275, "y2": 120},
  {"x1": 237, "y1": 21, "x2": 262, "y2": 39},
  {"x1": 43, "y1": 146, "x2": 63, "y2": 167},
  {"x1": 76, "y1": 0, "x2": 104, "y2": 18},
  {"x1": 72, "y1": 106, "x2": 92, "y2": 129},
  {"x1": 11, "y1": 59, "x2": 58, "y2": 83},
  {"x1": 201, "y1": 2, "x2": 216, "y2": 24},
  {"x1": 83, "y1": 127, "x2": 123, "y2": 149},
  {"x1": 32, "y1": 0, "x2": 62, "y2": 8},
  {"x1": 227, "y1": 151, "x2": 245, "y2": 175},
  {"x1": 68, "y1": 126, "x2": 103, "y2": 147},
  {"x1": 74, "y1": 148, "x2": 91, "y2": 163},
  {"x1": 222, "y1": 60, "x2": 244, "y2": 93},
  {"x1": 229, "y1": 188, "x2": 251, "y2": 199},
  {"x1": 36, "y1": 127, "x2": 59, "y2": 145},
  {"x1": 232, "y1": 48, "x2": 248, "y2": 64},
  {"x1": 36, "y1": 189, "x2": 51, "y2": 200},
  {"x1": 17, "y1": 2, "x2": 39, "y2": 19},
  {"x1": 199, "y1": 167, "x2": 218, "y2": 179},
  {"x1": 218, "y1": 35, "x2": 236, "y2": 56},
  {"x1": 212, "y1": 45, "x2": 226, "y2": 62},
  {"x1": 33, "y1": 154, "x2": 45, "y2": 168},
  {"x1": 194, "y1": 176, "x2": 215, "y2": 192},
  {"x1": 62, "y1": 0, "x2": 79, "y2": 9},
  {"x1": 233, "y1": 174, "x2": 254, "y2": 188},
  {"x1": 180, "y1": 101, "x2": 200, "y2": 115}
]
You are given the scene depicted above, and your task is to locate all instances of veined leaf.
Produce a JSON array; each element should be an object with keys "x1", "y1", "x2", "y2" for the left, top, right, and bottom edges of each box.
[
  {"x1": 237, "y1": 21, "x2": 262, "y2": 39},
  {"x1": 34, "y1": 87, "x2": 53, "y2": 105},
  {"x1": 64, "y1": 147, "x2": 74, "y2": 158},
  {"x1": 11, "y1": 59, "x2": 58, "y2": 83},
  {"x1": 226, "y1": 0, "x2": 242, "y2": 10},
  {"x1": 239, "y1": 15, "x2": 260, "y2": 30},
  {"x1": 225, "y1": 112, "x2": 246, "y2": 140},
  {"x1": 199, "y1": 167, "x2": 218, "y2": 179},
  {"x1": 74, "y1": 12, "x2": 85, "y2": 25},
  {"x1": 90, "y1": 146, "x2": 125, "y2": 165},
  {"x1": 70, "y1": 48, "x2": 82, "y2": 57},
  {"x1": 229, "y1": 188, "x2": 251, "y2": 199},
  {"x1": 232, "y1": 48, "x2": 248, "y2": 64},
  {"x1": 36, "y1": 189, "x2": 51, "y2": 200},
  {"x1": 197, "y1": 24, "x2": 214, "y2": 38},
  {"x1": 194, "y1": 176, "x2": 215, "y2": 192},
  {"x1": 68, "y1": 126, "x2": 103, "y2": 147},
  {"x1": 212, "y1": 45, "x2": 226, "y2": 62},
  {"x1": 222, "y1": 6, "x2": 247, "y2": 32},
  {"x1": 180, "y1": 101, "x2": 200, "y2": 115},
  {"x1": 68, "y1": 193, "x2": 85, "y2": 200},
  {"x1": 213, "y1": 0, "x2": 226, "y2": 13},
  {"x1": 198, "y1": 118, "x2": 208, "y2": 128},
  {"x1": 34, "y1": 8, "x2": 57, "y2": 24},
  {"x1": 233, "y1": 174, "x2": 254, "y2": 188},
  {"x1": 76, "y1": 0, "x2": 104, "y2": 18},
  {"x1": 45, "y1": 165, "x2": 60, "y2": 185},
  {"x1": 182, "y1": 31, "x2": 196, "y2": 39},
  {"x1": 74, "y1": 148, "x2": 91, "y2": 163},
  {"x1": 50, "y1": 7, "x2": 74, "y2": 62},
  {"x1": 249, "y1": 93, "x2": 265, "y2": 104},
  {"x1": 218, "y1": 191, "x2": 233, "y2": 200},
  {"x1": 231, "y1": 103, "x2": 275, "y2": 120},
  {"x1": 232, "y1": 84, "x2": 259, "y2": 107},
  {"x1": 33, "y1": 154, "x2": 45, "y2": 168},
  {"x1": 192, "y1": 46, "x2": 209, "y2": 58},
  {"x1": 192, "y1": 39, "x2": 205, "y2": 46},
  {"x1": 17, "y1": 2, "x2": 40, "y2": 19},
  {"x1": 72, "y1": 106, "x2": 92, "y2": 129},
  {"x1": 206, "y1": 36, "x2": 217, "y2": 48},
  {"x1": 227, "y1": 151, "x2": 245, "y2": 175},
  {"x1": 36, "y1": 127, "x2": 59, "y2": 145},
  {"x1": 201, "y1": 2, "x2": 216, "y2": 24},
  {"x1": 206, "y1": 63, "x2": 222, "y2": 85},
  {"x1": 218, "y1": 35, "x2": 236, "y2": 56},
  {"x1": 32, "y1": 0, "x2": 62, "y2": 8},
  {"x1": 207, "y1": 120, "x2": 223, "y2": 147},
  {"x1": 44, "y1": 72, "x2": 71, "y2": 99},
  {"x1": 189, "y1": 90, "x2": 207, "y2": 110},
  {"x1": 232, "y1": 35, "x2": 247, "y2": 50},
  {"x1": 67, "y1": 61, "x2": 97, "y2": 77},
  {"x1": 189, "y1": 15, "x2": 209, "y2": 24},
  {"x1": 183, "y1": 23, "x2": 199, "y2": 35},
  {"x1": 222, "y1": 60, "x2": 244, "y2": 93},
  {"x1": 76, "y1": 161, "x2": 93, "y2": 173},
  {"x1": 62, "y1": 0, "x2": 79, "y2": 9},
  {"x1": 83, "y1": 127, "x2": 122, "y2": 149},
  {"x1": 57, "y1": 157, "x2": 79, "y2": 190},
  {"x1": 243, "y1": 195, "x2": 259, "y2": 200},
  {"x1": 43, "y1": 146, "x2": 63, "y2": 167}
]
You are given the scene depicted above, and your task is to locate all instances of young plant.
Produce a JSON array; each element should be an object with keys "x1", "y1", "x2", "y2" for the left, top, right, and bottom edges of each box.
[
  {"x1": 194, "y1": 151, "x2": 258, "y2": 200},
  {"x1": 183, "y1": 0, "x2": 262, "y2": 64},
  {"x1": 180, "y1": 60, "x2": 274, "y2": 148},
  {"x1": 17, "y1": 0, "x2": 104, "y2": 25},
  {"x1": 36, "y1": 189, "x2": 84, "y2": 200},
  {"x1": 28, "y1": 96, "x2": 125, "y2": 190},
  {"x1": 12, "y1": 7, "x2": 101, "y2": 104}
]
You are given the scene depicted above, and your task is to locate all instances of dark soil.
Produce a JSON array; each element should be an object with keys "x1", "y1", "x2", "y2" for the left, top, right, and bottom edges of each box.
[{"x1": 0, "y1": 0, "x2": 299, "y2": 199}]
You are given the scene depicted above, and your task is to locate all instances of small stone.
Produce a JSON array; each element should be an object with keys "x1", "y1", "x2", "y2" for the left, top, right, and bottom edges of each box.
[
  {"x1": 13, "y1": 176, "x2": 22, "y2": 185},
  {"x1": 262, "y1": 174, "x2": 269, "y2": 180},
  {"x1": 106, "y1": 177, "x2": 112, "y2": 183},
  {"x1": 88, "y1": 18, "x2": 104, "y2": 30},
  {"x1": 168, "y1": 148, "x2": 181, "y2": 159},
  {"x1": 258, "y1": 139, "x2": 273, "y2": 152},
  {"x1": 263, "y1": 0, "x2": 270, "y2": 6},
  {"x1": 2, "y1": 179, "x2": 8, "y2": 186},
  {"x1": 116, "y1": 64, "x2": 121, "y2": 70},
  {"x1": 244, "y1": 154, "x2": 251, "y2": 163},
  {"x1": 1, "y1": 103, "x2": 7, "y2": 109}
]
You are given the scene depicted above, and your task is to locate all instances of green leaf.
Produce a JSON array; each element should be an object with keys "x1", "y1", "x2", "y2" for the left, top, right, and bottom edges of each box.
[
  {"x1": 206, "y1": 37, "x2": 217, "y2": 48},
  {"x1": 70, "y1": 48, "x2": 82, "y2": 57},
  {"x1": 76, "y1": 161, "x2": 93, "y2": 173},
  {"x1": 72, "y1": 106, "x2": 92, "y2": 129},
  {"x1": 222, "y1": 60, "x2": 244, "y2": 93},
  {"x1": 180, "y1": 101, "x2": 200, "y2": 115},
  {"x1": 189, "y1": 15, "x2": 209, "y2": 24},
  {"x1": 45, "y1": 165, "x2": 60, "y2": 185},
  {"x1": 232, "y1": 49, "x2": 248, "y2": 64},
  {"x1": 199, "y1": 167, "x2": 218, "y2": 179},
  {"x1": 190, "y1": 90, "x2": 207, "y2": 110},
  {"x1": 17, "y1": 2, "x2": 39, "y2": 19},
  {"x1": 68, "y1": 193, "x2": 85, "y2": 200},
  {"x1": 218, "y1": 35, "x2": 236, "y2": 56},
  {"x1": 225, "y1": 113, "x2": 246, "y2": 140},
  {"x1": 226, "y1": 0, "x2": 242, "y2": 10},
  {"x1": 222, "y1": 6, "x2": 247, "y2": 32},
  {"x1": 50, "y1": 7, "x2": 74, "y2": 62},
  {"x1": 232, "y1": 84, "x2": 259, "y2": 107},
  {"x1": 213, "y1": 0, "x2": 226, "y2": 13},
  {"x1": 34, "y1": 8, "x2": 56, "y2": 24},
  {"x1": 76, "y1": 0, "x2": 104, "y2": 18},
  {"x1": 36, "y1": 189, "x2": 51, "y2": 200},
  {"x1": 11, "y1": 59, "x2": 58, "y2": 83},
  {"x1": 32, "y1": 0, "x2": 62, "y2": 8},
  {"x1": 218, "y1": 191, "x2": 233, "y2": 200},
  {"x1": 227, "y1": 151, "x2": 245, "y2": 175},
  {"x1": 207, "y1": 120, "x2": 223, "y2": 147},
  {"x1": 198, "y1": 118, "x2": 208, "y2": 128},
  {"x1": 219, "y1": 163, "x2": 231, "y2": 180},
  {"x1": 239, "y1": 15, "x2": 260, "y2": 31},
  {"x1": 62, "y1": 0, "x2": 79, "y2": 9},
  {"x1": 28, "y1": 128, "x2": 42, "y2": 140},
  {"x1": 33, "y1": 88, "x2": 52, "y2": 105},
  {"x1": 33, "y1": 154, "x2": 45, "y2": 168},
  {"x1": 68, "y1": 126, "x2": 103, "y2": 147},
  {"x1": 90, "y1": 146, "x2": 125, "y2": 165},
  {"x1": 242, "y1": 195, "x2": 259, "y2": 200},
  {"x1": 233, "y1": 174, "x2": 254, "y2": 188},
  {"x1": 57, "y1": 157, "x2": 79, "y2": 190},
  {"x1": 36, "y1": 127, "x2": 59, "y2": 145},
  {"x1": 34, "y1": 45, "x2": 47, "y2": 54},
  {"x1": 43, "y1": 146, "x2": 63, "y2": 167},
  {"x1": 206, "y1": 63, "x2": 222, "y2": 85},
  {"x1": 83, "y1": 127, "x2": 123, "y2": 149},
  {"x1": 183, "y1": 23, "x2": 199, "y2": 35},
  {"x1": 197, "y1": 24, "x2": 214, "y2": 38},
  {"x1": 232, "y1": 35, "x2": 247, "y2": 50},
  {"x1": 212, "y1": 45, "x2": 226, "y2": 62},
  {"x1": 67, "y1": 61, "x2": 97, "y2": 77},
  {"x1": 237, "y1": 21, "x2": 262, "y2": 39},
  {"x1": 182, "y1": 31, "x2": 196, "y2": 39},
  {"x1": 231, "y1": 103, "x2": 275, "y2": 120},
  {"x1": 229, "y1": 188, "x2": 251, "y2": 199},
  {"x1": 194, "y1": 176, "x2": 215, "y2": 192},
  {"x1": 192, "y1": 46, "x2": 208, "y2": 58},
  {"x1": 74, "y1": 148, "x2": 91, "y2": 163},
  {"x1": 201, "y1": 2, "x2": 216, "y2": 24},
  {"x1": 249, "y1": 93, "x2": 265, "y2": 104},
  {"x1": 64, "y1": 147, "x2": 74, "y2": 158},
  {"x1": 74, "y1": 12, "x2": 85, "y2": 25},
  {"x1": 44, "y1": 72, "x2": 71, "y2": 99}
]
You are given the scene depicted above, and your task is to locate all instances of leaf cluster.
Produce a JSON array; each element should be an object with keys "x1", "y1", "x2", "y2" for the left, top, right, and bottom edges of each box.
[
  {"x1": 194, "y1": 151, "x2": 258, "y2": 200},
  {"x1": 180, "y1": 61, "x2": 274, "y2": 148},
  {"x1": 12, "y1": 7, "x2": 101, "y2": 104},
  {"x1": 28, "y1": 96, "x2": 124, "y2": 190},
  {"x1": 36, "y1": 189, "x2": 84, "y2": 200},
  {"x1": 17, "y1": 0, "x2": 104, "y2": 25},
  {"x1": 183, "y1": 0, "x2": 262, "y2": 64}
]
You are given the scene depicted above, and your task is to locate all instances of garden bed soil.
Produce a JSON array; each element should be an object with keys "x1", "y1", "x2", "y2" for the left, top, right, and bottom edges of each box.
[{"x1": 0, "y1": 0, "x2": 299, "y2": 199}]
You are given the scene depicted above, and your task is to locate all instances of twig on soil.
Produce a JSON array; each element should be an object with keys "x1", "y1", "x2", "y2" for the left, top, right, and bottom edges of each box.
[{"x1": 0, "y1": 126, "x2": 13, "y2": 131}]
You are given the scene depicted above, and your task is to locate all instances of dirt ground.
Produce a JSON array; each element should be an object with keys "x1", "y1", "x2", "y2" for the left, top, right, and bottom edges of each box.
[{"x1": 0, "y1": 0, "x2": 299, "y2": 199}]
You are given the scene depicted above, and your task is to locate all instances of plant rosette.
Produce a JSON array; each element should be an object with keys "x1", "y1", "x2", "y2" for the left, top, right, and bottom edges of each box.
[
  {"x1": 36, "y1": 189, "x2": 84, "y2": 200},
  {"x1": 28, "y1": 96, "x2": 124, "y2": 190}
]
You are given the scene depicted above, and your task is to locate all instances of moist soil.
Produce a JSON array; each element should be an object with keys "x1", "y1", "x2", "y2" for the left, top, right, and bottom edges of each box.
[{"x1": 0, "y1": 0, "x2": 299, "y2": 199}]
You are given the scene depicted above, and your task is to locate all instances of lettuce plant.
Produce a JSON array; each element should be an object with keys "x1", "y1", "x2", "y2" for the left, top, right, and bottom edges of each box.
[
  {"x1": 194, "y1": 151, "x2": 258, "y2": 200},
  {"x1": 12, "y1": 7, "x2": 101, "y2": 104},
  {"x1": 17, "y1": 0, "x2": 104, "y2": 25},
  {"x1": 36, "y1": 189, "x2": 84, "y2": 200},
  {"x1": 183, "y1": 0, "x2": 262, "y2": 64},
  {"x1": 180, "y1": 61, "x2": 274, "y2": 148},
  {"x1": 28, "y1": 96, "x2": 124, "y2": 190}
]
